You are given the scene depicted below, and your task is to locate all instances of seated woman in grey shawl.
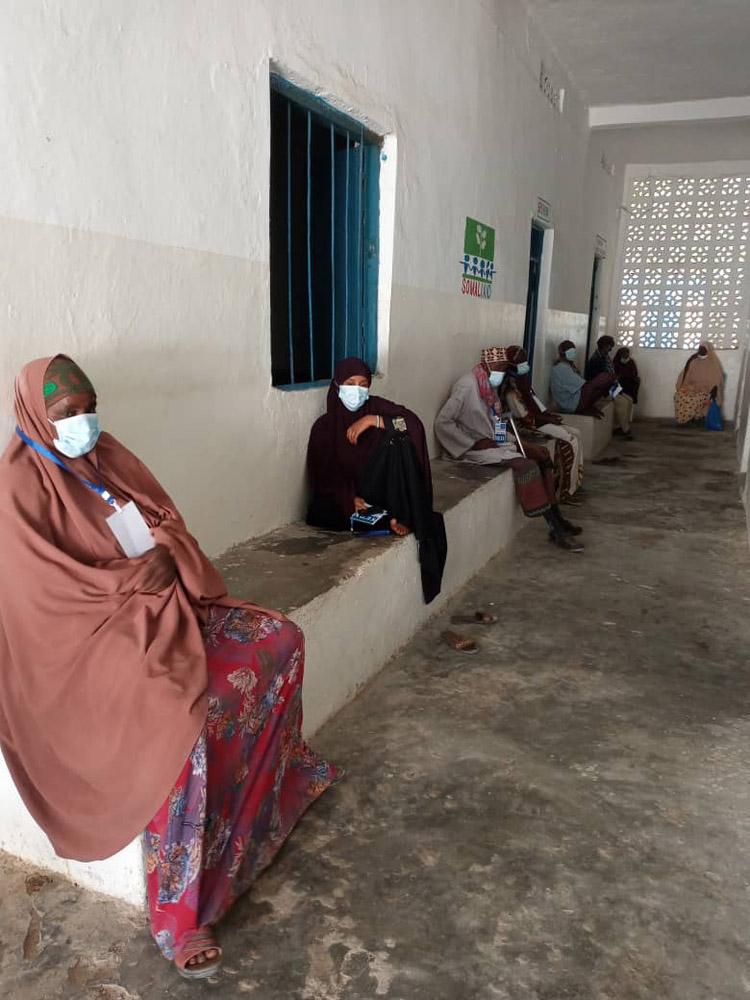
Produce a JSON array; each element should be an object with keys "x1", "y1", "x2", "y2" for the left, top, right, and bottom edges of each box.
[{"x1": 434, "y1": 348, "x2": 583, "y2": 551}]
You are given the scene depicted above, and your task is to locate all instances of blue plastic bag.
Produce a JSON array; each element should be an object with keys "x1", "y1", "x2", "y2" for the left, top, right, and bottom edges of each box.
[{"x1": 705, "y1": 398, "x2": 724, "y2": 432}]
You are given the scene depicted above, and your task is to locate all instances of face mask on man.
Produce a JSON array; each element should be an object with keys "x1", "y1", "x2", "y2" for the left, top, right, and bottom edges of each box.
[
  {"x1": 49, "y1": 413, "x2": 101, "y2": 458},
  {"x1": 564, "y1": 348, "x2": 577, "y2": 362},
  {"x1": 488, "y1": 370, "x2": 506, "y2": 388},
  {"x1": 338, "y1": 384, "x2": 369, "y2": 412},
  {"x1": 514, "y1": 361, "x2": 531, "y2": 377}
]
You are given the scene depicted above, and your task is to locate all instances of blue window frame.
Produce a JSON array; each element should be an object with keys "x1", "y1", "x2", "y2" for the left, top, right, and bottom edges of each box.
[{"x1": 269, "y1": 75, "x2": 380, "y2": 388}]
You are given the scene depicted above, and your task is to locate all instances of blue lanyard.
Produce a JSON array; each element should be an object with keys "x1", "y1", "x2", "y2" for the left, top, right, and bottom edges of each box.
[{"x1": 16, "y1": 427, "x2": 120, "y2": 510}]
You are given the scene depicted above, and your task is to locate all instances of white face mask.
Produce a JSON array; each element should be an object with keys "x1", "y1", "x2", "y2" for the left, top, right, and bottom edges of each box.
[
  {"x1": 338, "y1": 384, "x2": 369, "y2": 412},
  {"x1": 488, "y1": 370, "x2": 505, "y2": 388},
  {"x1": 49, "y1": 413, "x2": 101, "y2": 458},
  {"x1": 564, "y1": 348, "x2": 577, "y2": 362},
  {"x1": 515, "y1": 361, "x2": 531, "y2": 377}
]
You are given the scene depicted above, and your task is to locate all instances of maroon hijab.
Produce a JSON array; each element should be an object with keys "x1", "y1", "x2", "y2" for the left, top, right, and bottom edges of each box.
[
  {"x1": 306, "y1": 358, "x2": 430, "y2": 520},
  {"x1": 613, "y1": 348, "x2": 638, "y2": 380}
]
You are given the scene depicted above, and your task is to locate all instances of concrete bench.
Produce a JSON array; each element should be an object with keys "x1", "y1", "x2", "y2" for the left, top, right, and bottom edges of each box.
[
  {"x1": 561, "y1": 405, "x2": 613, "y2": 461},
  {"x1": 0, "y1": 459, "x2": 524, "y2": 906}
]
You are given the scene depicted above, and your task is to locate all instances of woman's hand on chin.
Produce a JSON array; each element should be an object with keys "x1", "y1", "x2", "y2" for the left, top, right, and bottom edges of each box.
[{"x1": 137, "y1": 544, "x2": 178, "y2": 594}]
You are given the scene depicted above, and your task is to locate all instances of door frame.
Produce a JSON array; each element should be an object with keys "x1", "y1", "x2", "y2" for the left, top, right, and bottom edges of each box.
[
  {"x1": 524, "y1": 221, "x2": 554, "y2": 381},
  {"x1": 585, "y1": 253, "x2": 604, "y2": 360}
]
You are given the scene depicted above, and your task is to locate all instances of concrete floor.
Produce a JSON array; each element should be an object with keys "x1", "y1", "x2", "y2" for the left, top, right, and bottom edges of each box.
[{"x1": 2, "y1": 421, "x2": 750, "y2": 1000}]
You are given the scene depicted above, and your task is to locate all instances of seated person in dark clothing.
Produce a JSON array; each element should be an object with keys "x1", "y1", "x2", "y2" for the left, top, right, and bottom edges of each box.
[
  {"x1": 585, "y1": 336, "x2": 635, "y2": 440},
  {"x1": 550, "y1": 339, "x2": 616, "y2": 418},
  {"x1": 613, "y1": 347, "x2": 641, "y2": 404},
  {"x1": 584, "y1": 335, "x2": 616, "y2": 381},
  {"x1": 306, "y1": 357, "x2": 447, "y2": 603}
]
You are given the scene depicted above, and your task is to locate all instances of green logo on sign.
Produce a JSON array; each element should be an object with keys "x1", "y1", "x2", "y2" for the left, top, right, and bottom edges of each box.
[
  {"x1": 464, "y1": 217, "x2": 495, "y2": 264},
  {"x1": 461, "y1": 217, "x2": 496, "y2": 297}
]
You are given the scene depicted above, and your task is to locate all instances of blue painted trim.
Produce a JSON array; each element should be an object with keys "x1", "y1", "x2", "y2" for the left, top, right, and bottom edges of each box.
[
  {"x1": 355, "y1": 129, "x2": 364, "y2": 358},
  {"x1": 330, "y1": 122, "x2": 335, "y2": 379},
  {"x1": 344, "y1": 131, "x2": 350, "y2": 356},
  {"x1": 286, "y1": 102, "x2": 295, "y2": 384},
  {"x1": 270, "y1": 74, "x2": 381, "y2": 389},
  {"x1": 271, "y1": 74, "x2": 379, "y2": 142},
  {"x1": 306, "y1": 110, "x2": 314, "y2": 379},
  {"x1": 361, "y1": 143, "x2": 381, "y2": 372},
  {"x1": 275, "y1": 379, "x2": 330, "y2": 392}
]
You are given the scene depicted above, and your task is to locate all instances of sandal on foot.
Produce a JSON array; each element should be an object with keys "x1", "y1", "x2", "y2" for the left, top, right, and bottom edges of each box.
[
  {"x1": 441, "y1": 630, "x2": 478, "y2": 654},
  {"x1": 450, "y1": 611, "x2": 498, "y2": 625},
  {"x1": 174, "y1": 928, "x2": 222, "y2": 980}
]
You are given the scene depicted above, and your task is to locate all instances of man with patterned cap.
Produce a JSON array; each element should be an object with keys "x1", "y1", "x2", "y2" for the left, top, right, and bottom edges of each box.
[{"x1": 434, "y1": 347, "x2": 584, "y2": 551}]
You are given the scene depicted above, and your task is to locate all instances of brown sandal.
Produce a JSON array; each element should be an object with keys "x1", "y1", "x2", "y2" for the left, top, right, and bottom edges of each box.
[
  {"x1": 441, "y1": 630, "x2": 478, "y2": 654},
  {"x1": 174, "y1": 928, "x2": 222, "y2": 980},
  {"x1": 450, "y1": 610, "x2": 498, "y2": 626}
]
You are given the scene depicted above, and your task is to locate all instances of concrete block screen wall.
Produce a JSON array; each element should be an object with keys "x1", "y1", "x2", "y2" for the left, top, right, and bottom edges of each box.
[
  {"x1": 0, "y1": 0, "x2": 618, "y2": 557},
  {"x1": 602, "y1": 161, "x2": 750, "y2": 420},
  {"x1": 586, "y1": 123, "x2": 750, "y2": 422}
]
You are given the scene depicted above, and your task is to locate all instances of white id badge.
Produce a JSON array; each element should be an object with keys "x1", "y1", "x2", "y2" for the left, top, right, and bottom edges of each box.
[{"x1": 106, "y1": 501, "x2": 156, "y2": 558}]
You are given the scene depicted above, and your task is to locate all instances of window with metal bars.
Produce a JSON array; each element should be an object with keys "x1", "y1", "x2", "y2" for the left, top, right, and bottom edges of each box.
[{"x1": 269, "y1": 76, "x2": 381, "y2": 388}]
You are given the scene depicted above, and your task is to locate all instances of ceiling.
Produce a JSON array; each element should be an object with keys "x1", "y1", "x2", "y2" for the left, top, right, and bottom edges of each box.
[{"x1": 524, "y1": 0, "x2": 750, "y2": 106}]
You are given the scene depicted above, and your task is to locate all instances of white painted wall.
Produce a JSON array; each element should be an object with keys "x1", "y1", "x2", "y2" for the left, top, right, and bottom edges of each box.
[
  {"x1": 0, "y1": 0, "x2": 616, "y2": 554},
  {"x1": 584, "y1": 124, "x2": 750, "y2": 421}
]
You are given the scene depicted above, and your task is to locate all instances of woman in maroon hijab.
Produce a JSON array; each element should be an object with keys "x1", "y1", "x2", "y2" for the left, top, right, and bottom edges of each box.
[
  {"x1": 306, "y1": 358, "x2": 446, "y2": 603},
  {"x1": 0, "y1": 355, "x2": 339, "y2": 980},
  {"x1": 306, "y1": 358, "x2": 432, "y2": 534}
]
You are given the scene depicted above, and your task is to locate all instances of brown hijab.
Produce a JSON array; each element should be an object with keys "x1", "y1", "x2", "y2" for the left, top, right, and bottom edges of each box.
[
  {"x1": 676, "y1": 342, "x2": 724, "y2": 404},
  {"x1": 0, "y1": 356, "x2": 233, "y2": 861}
]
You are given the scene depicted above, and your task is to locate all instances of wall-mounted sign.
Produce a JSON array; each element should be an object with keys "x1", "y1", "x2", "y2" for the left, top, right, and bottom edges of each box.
[
  {"x1": 539, "y1": 62, "x2": 564, "y2": 113},
  {"x1": 460, "y1": 217, "x2": 496, "y2": 300},
  {"x1": 594, "y1": 234, "x2": 608, "y2": 258},
  {"x1": 535, "y1": 197, "x2": 552, "y2": 225}
]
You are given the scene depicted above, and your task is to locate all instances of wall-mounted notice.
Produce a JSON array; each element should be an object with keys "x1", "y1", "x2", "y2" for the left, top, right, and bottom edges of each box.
[
  {"x1": 535, "y1": 197, "x2": 552, "y2": 225},
  {"x1": 460, "y1": 217, "x2": 496, "y2": 300}
]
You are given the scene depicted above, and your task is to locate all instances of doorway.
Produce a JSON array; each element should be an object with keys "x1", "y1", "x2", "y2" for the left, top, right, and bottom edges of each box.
[
  {"x1": 523, "y1": 224, "x2": 545, "y2": 374},
  {"x1": 585, "y1": 254, "x2": 603, "y2": 360}
]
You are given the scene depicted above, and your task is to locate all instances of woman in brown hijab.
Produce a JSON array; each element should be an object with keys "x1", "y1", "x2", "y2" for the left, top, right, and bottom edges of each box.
[
  {"x1": 674, "y1": 342, "x2": 725, "y2": 424},
  {"x1": 0, "y1": 355, "x2": 339, "y2": 980}
]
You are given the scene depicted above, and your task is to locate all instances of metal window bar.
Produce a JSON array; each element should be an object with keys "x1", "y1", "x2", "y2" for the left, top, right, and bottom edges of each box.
[
  {"x1": 344, "y1": 131, "x2": 350, "y2": 358},
  {"x1": 306, "y1": 110, "x2": 314, "y2": 381},
  {"x1": 271, "y1": 79, "x2": 378, "y2": 387},
  {"x1": 286, "y1": 101, "x2": 294, "y2": 384},
  {"x1": 330, "y1": 123, "x2": 335, "y2": 373},
  {"x1": 356, "y1": 126, "x2": 364, "y2": 357}
]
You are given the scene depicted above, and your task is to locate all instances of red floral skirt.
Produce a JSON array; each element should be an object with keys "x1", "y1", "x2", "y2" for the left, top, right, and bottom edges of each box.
[{"x1": 143, "y1": 607, "x2": 340, "y2": 959}]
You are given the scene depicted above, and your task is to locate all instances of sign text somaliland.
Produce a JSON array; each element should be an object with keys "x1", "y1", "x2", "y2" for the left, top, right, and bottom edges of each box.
[{"x1": 461, "y1": 217, "x2": 496, "y2": 299}]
